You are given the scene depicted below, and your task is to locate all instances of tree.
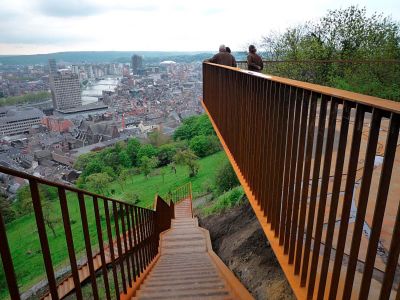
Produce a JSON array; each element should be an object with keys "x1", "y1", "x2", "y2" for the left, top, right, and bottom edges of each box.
[
  {"x1": 148, "y1": 129, "x2": 169, "y2": 147},
  {"x1": 74, "y1": 152, "x2": 98, "y2": 171},
  {"x1": 157, "y1": 144, "x2": 178, "y2": 166},
  {"x1": 173, "y1": 115, "x2": 215, "y2": 141},
  {"x1": 82, "y1": 159, "x2": 104, "y2": 178},
  {"x1": 126, "y1": 138, "x2": 141, "y2": 166},
  {"x1": 86, "y1": 172, "x2": 113, "y2": 194},
  {"x1": 15, "y1": 185, "x2": 33, "y2": 216},
  {"x1": 189, "y1": 135, "x2": 220, "y2": 157},
  {"x1": 118, "y1": 150, "x2": 132, "y2": 169},
  {"x1": 215, "y1": 160, "x2": 240, "y2": 193},
  {"x1": 103, "y1": 151, "x2": 120, "y2": 171},
  {"x1": 122, "y1": 191, "x2": 140, "y2": 205},
  {"x1": 260, "y1": 6, "x2": 400, "y2": 100},
  {"x1": 14, "y1": 185, "x2": 59, "y2": 235},
  {"x1": 173, "y1": 149, "x2": 200, "y2": 177},
  {"x1": 140, "y1": 156, "x2": 159, "y2": 178},
  {"x1": 41, "y1": 199, "x2": 60, "y2": 238},
  {"x1": 0, "y1": 195, "x2": 15, "y2": 224},
  {"x1": 137, "y1": 144, "x2": 158, "y2": 161},
  {"x1": 160, "y1": 168, "x2": 166, "y2": 183},
  {"x1": 118, "y1": 169, "x2": 131, "y2": 191}
]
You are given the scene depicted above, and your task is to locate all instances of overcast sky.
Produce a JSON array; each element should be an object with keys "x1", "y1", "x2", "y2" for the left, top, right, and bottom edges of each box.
[{"x1": 0, "y1": 0, "x2": 399, "y2": 55}]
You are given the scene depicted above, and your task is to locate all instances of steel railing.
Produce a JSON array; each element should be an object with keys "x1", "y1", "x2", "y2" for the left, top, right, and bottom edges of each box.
[
  {"x1": 203, "y1": 62, "x2": 400, "y2": 299},
  {"x1": 165, "y1": 182, "x2": 192, "y2": 204},
  {"x1": 0, "y1": 165, "x2": 177, "y2": 300}
]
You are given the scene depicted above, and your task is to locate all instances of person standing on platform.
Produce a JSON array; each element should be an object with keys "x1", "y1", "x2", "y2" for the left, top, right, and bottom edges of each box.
[
  {"x1": 205, "y1": 45, "x2": 237, "y2": 67},
  {"x1": 247, "y1": 45, "x2": 263, "y2": 72}
]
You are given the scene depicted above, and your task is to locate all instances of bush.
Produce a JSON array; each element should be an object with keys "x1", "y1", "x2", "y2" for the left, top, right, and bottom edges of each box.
[
  {"x1": 203, "y1": 187, "x2": 244, "y2": 215},
  {"x1": 173, "y1": 114, "x2": 215, "y2": 141},
  {"x1": 215, "y1": 160, "x2": 240, "y2": 193},
  {"x1": 137, "y1": 144, "x2": 158, "y2": 161},
  {"x1": 189, "y1": 135, "x2": 220, "y2": 157},
  {"x1": 157, "y1": 144, "x2": 178, "y2": 166}
]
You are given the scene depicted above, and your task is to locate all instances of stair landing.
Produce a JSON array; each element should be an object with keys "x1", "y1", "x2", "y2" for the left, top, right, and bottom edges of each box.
[{"x1": 133, "y1": 199, "x2": 253, "y2": 300}]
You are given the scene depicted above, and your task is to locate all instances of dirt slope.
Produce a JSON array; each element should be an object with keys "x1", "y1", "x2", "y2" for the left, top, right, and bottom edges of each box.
[{"x1": 195, "y1": 200, "x2": 295, "y2": 300}]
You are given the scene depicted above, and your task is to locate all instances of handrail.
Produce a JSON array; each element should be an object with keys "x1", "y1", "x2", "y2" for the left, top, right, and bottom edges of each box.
[
  {"x1": 164, "y1": 182, "x2": 192, "y2": 204},
  {"x1": 203, "y1": 62, "x2": 400, "y2": 299},
  {"x1": 0, "y1": 164, "x2": 138, "y2": 207},
  {"x1": 0, "y1": 165, "x2": 184, "y2": 299},
  {"x1": 236, "y1": 59, "x2": 400, "y2": 64}
]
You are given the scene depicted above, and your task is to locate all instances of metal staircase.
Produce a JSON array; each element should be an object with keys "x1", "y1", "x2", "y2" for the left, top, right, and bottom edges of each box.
[{"x1": 132, "y1": 198, "x2": 253, "y2": 300}]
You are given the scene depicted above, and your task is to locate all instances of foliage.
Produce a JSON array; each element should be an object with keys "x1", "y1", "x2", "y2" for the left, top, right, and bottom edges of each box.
[
  {"x1": 126, "y1": 138, "x2": 141, "y2": 166},
  {"x1": 122, "y1": 191, "x2": 140, "y2": 205},
  {"x1": 0, "y1": 91, "x2": 51, "y2": 107},
  {"x1": 173, "y1": 114, "x2": 215, "y2": 141},
  {"x1": 0, "y1": 195, "x2": 15, "y2": 224},
  {"x1": 260, "y1": 6, "x2": 400, "y2": 100},
  {"x1": 73, "y1": 152, "x2": 98, "y2": 171},
  {"x1": 137, "y1": 144, "x2": 158, "y2": 161},
  {"x1": 157, "y1": 143, "x2": 178, "y2": 166},
  {"x1": 139, "y1": 156, "x2": 159, "y2": 178},
  {"x1": 85, "y1": 172, "x2": 113, "y2": 194},
  {"x1": 1, "y1": 151, "x2": 226, "y2": 299},
  {"x1": 189, "y1": 135, "x2": 220, "y2": 158},
  {"x1": 13, "y1": 185, "x2": 59, "y2": 235},
  {"x1": 148, "y1": 130, "x2": 170, "y2": 147},
  {"x1": 202, "y1": 187, "x2": 244, "y2": 216},
  {"x1": 173, "y1": 149, "x2": 200, "y2": 177},
  {"x1": 215, "y1": 160, "x2": 240, "y2": 194}
]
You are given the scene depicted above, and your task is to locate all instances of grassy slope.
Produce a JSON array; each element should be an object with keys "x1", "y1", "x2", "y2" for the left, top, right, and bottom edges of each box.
[
  {"x1": 1, "y1": 151, "x2": 226, "y2": 299},
  {"x1": 109, "y1": 151, "x2": 227, "y2": 207}
]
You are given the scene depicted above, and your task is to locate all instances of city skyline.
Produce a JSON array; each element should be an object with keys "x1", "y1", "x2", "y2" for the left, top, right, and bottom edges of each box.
[{"x1": 0, "y1": 0, "x2": 399, "y2": 55}]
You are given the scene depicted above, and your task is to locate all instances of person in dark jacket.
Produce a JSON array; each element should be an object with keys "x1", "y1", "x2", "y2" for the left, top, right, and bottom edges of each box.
[
  {"x1": 247, "y1": 45, "x2": 263, "y2": 72},
  {"x1": 205, "y1": 45, "x2": 237, "y2": 67},
  {"x1": 226, "y1": 46, "x2": 231, "y2": 53}
]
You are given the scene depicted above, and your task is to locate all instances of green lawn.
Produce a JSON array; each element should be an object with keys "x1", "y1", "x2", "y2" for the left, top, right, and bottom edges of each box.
[
  {"x1": 109, "y1": 151, "x2": 227, "y2": 207},
  {"x1": 1, "y1": 151, "x2": 227, "y2": 299}
]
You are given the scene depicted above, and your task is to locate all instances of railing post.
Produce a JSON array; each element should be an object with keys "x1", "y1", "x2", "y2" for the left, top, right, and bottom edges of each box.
[
  {"x1": 29, "y1": 179, "x2": 59, "y2": 300},
  {"x1": 0, "y1": 210, "x2": 20, "y2": 300},
  {"x1": 59, "y1": 188, "x2": 83, "y2": 300}
]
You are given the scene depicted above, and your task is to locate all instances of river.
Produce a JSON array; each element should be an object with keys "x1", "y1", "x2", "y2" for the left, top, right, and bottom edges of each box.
[{"x1": 81, "y1": 77, "x2": 119, "y2": 105}]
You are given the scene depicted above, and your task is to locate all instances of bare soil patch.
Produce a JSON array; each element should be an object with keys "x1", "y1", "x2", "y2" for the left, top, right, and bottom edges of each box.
[{"x1": 195, "y1": 199, "x2": 295, "y2": 300}]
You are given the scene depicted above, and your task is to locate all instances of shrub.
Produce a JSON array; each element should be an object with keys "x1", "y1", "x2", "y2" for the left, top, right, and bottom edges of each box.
[
  {"x1": 215, "y1": 160, "x2": 240, "y2": 193},
  {"x1": 189, "y1": 135, "x2": 220, "y2": 157},
  {"x1": 203, "y1": 187, "x2": 244, "y2": 215}
]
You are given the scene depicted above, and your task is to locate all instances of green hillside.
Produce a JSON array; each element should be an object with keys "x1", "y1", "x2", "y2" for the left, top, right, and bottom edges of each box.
[{"x1": 0, "y1": 151, "x2": 227, "y2": 299}]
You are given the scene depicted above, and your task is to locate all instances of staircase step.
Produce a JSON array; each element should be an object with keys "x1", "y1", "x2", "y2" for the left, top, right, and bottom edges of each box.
[
  {"x1": 145, "y1": 274, "x2": 221, "y2": 284},
  {"x1": 140, "y1": 282, "x2": 227, "y2": 293},
  {"x1": 151, "y1": 266, "x2": 216, "y2": 274},
  {"x1": 136, "y1": 289, "x2": 231, "y2": 299}
]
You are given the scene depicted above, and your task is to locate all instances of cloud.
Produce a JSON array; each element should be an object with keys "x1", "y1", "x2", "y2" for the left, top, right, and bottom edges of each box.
[
  {"x1": 36, "y1": 0, "x2": 103, "y2": 17},
  {"x1": 202, "y1": 8, "x2": 225, "y2": 16},
  {"x1": 0, "y1": 30, "x2": 89, "y2": 45},
  {"x1": 35, "y1": 0, "x2": 159, "y2": 17}
]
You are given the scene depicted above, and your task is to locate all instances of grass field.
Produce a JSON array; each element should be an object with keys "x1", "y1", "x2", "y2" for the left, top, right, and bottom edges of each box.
[{"x1": 1, "y1": 151, "x2": 227, "y2": 299}]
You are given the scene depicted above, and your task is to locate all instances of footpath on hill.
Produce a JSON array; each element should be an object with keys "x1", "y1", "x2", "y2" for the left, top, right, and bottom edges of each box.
[{"x1": 194, "y1": 196, "x2": 295, "y2": 300}]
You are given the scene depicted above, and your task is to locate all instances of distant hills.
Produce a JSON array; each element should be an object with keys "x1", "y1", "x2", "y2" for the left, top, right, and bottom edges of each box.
[{"x1": 0, "y1": 51, "x2": 247, "y2": 65}]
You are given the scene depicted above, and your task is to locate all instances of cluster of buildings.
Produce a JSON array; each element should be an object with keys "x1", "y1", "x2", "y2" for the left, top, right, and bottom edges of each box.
[
  {"x1": 0, "y1": 55, "x2": 203, "y2": 201},
  {"x1": 0, "y1": 64, "x2": 49, "y2": 97}
]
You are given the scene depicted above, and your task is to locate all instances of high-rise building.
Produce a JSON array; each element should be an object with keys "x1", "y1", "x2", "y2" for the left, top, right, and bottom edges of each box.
[
  {"x1": 49, "y1": 72, "x2": 82, "y2": 111},
  {"x1": 131, "y1": 54, "x2": 143, "y2": 75},
  {"x1": 48, "y1": 59, "x2": 82, "y2": 111},
  {"x1": 48, "y1": 59, "x2": 57, "y2": 75}
]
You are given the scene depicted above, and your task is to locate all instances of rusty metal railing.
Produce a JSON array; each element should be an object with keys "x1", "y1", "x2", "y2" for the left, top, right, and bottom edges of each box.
[
  {"x1": 0, "y1": 165, "x2": 175, "y2": 300},
  {"x1": 203, "y1": 62, "x2": 400, "y2": 299},
  {"x1": 165, "y1": 182, "x2": 192, "y2": 204}
]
